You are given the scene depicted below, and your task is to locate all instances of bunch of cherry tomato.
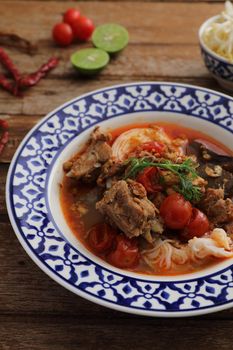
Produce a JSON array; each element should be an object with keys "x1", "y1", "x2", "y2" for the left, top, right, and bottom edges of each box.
[
  {"x1": 53, "y1": 8, "x2": 95, "y2": 46},
  {"x1": 160, "y1": 193, "x2": 210, "y2": 240},
  {"x1": 88, "y1": 223, "x2": 139, "y2": 269}
]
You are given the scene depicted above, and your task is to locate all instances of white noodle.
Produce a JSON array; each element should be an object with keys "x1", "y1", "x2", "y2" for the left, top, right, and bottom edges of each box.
[
  {"x1": 112, "y1": 127, "x2": 172, "y2": 161},
  {"x1": 203, "y1": 1, "x2": 233, "y2": 62},
  {"x1": 142, "y1": 229, "x2": 233, "y2": 271}
]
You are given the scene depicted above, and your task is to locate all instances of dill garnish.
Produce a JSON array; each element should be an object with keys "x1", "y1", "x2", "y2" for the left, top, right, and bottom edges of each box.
[{"x1": 124, "y1": 157, "x2": 202, "y2": 202}]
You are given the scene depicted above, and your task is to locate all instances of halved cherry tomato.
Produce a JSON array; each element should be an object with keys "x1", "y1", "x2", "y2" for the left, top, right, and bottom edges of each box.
[
  {"x1": 160, "y1": 193, "x2": 192, "y2": 229},
  {"x1": 136, "y1": 166, "x2": 162, "y2": 193},
  {"x1": 181, "y1": 208, "x2": 210, "y2": 240},
  {"x1": 88, "y1": 223, "x2": 116, "y2": 253},
  {"x1": 108, "y1": 236, "x2": 139, "y2": 269},
  {"x1": 140, "y1": 141, "x2": 165, "y2": 155}
]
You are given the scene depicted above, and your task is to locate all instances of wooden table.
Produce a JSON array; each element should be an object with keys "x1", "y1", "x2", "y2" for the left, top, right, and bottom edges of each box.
[{"x1": 1, "y1": 1, "x2": 232, "y2": 349}]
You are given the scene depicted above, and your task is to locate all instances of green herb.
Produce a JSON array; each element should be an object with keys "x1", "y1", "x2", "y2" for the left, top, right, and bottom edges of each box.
[
  {"x1": 124, "y1": 157, "x2": 202, "y2": 202},
  {"x1": 175, "y1": 174, "x2": 202, "y2": 202}
]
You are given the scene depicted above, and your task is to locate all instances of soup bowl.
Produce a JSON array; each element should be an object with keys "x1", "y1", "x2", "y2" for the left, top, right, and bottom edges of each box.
[
  {"x1": 6, "y1": 82, "x2": 233, "y2": 317},
  {"x1": 199, "y1": 15, "x2": 233, "y2": 91}
]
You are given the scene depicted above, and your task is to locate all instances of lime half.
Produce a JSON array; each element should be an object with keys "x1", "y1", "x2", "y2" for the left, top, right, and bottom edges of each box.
[
  {"x1": 71, "y1": 48, "x2": 110, "y2": 75},
  {"x1": 92, "y1": 23, "x2": 129, "y2": 54}
]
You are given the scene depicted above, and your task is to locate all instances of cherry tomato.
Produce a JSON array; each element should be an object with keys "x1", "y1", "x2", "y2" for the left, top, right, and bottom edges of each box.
[
  {"x1": 181, "y1": 208, "x2": 210, "y2": 240},
  {"x1": 52, "y1": 22, "x2": 73, "y2": 46},
  {"x1": 63, "y1": 8, "x2": 81, "y2": 26},
  {"x1": 160, "y1": 193, "x2": 192, "y2": 229},
  {"x1": 136, "y1": 166, "x2": 162, "y2": 193},
  {"x1": 108, "y1": 236, "x2": 139, "y2": 269},
  {"x1": 88, "y1": 223, "x2": 116, "y2": 253},
  {"x1": 140, "y1": 141, "x2": 165, "y2": 155},
  {"x1": 71, "y1": 16, "x2": 95, "y2": 41}
]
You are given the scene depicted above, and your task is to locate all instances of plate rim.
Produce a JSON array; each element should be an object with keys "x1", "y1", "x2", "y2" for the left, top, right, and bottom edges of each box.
[{"x1": 6, "y1": 81, "x2": 233, "y2": 317}]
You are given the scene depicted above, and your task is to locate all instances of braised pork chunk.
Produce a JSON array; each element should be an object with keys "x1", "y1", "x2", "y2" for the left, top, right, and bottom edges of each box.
[
  {"x1": 199, "y1": 188, "x2": 233, "y2": 225},
  {"x1": 96, "y1": 180, "x2": 158, "y2": 238},
  {"x1": 64, "y1": 127, "x2": 112, "y2": 182}
]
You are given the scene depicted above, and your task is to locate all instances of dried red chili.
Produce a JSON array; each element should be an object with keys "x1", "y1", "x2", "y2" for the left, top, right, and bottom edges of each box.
[
  {"x1": 0, "y1": 119, "x2": 9, "y2": 129},
  {"x1": 0, "y1": 119, "x2": 9, "y2": 155},
  {"x1": 0, "y1": 132, "x2": 9, "y2": 154},
  {"x1": 19, "y1": 57, "x2": 59, "y2": 88},
  {"x1": 0, "y1": 73, "x2": 16, "y2": 95},
  {"x1": 0, "y1": 32, "x2": 37, "y2": 54},
  {"x1": 0, "y1": 48, "x2": 59, "y2": 96},
  {"x1": 0, "y1": 47, "x2": 21, "y2": 81}
]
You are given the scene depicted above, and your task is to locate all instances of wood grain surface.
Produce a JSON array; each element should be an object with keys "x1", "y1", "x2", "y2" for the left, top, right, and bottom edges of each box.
[{"x1": 1, "y1": 1, "x2": 233, "y2": 349}]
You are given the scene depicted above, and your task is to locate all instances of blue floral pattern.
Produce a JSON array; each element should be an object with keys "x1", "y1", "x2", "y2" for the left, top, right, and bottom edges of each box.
[
  {"x1": 201, "y1": 46, "x2": 233, "y2": 82},
  {"x1": 7, "y1": 83, "x2": 233, "y2": 316}
]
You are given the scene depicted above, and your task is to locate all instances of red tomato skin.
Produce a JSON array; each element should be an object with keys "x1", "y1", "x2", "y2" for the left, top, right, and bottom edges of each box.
[
  {"x1": 181, "y1": 208, "x2": 210, "y2": 240},
  {"x1": 160, "y1": 193, "x2": 192, "y2": 229},
  {"x1": 108, "y1": 236, "x2": 139, "y2": 269},
  {"x1": 71, "y1": 16, "x2": 95, "y2": 41},
  {"x1": 140, "y1": 141, "x2": 165, "y2": 155},
  {"x1": 52, "y1": 23, "x2": 73, "y2": 46},
  {"x1": 136, "y1": 167, "x2": 162, "y2": 193},
  {"x1": 88, "y1": 223, "x2": 116, "y2": 253},
  {"x1": 63, "y1": 8, "x2": 81, "y2": 26}
]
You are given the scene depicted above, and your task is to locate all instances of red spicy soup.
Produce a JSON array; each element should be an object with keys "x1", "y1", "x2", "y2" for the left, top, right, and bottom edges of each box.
[{"x1": 60, "y1": 122, "x2": 233, "y2": 275}]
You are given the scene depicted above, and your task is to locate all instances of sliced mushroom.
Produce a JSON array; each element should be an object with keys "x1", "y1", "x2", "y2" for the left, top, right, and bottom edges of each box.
[
  {"x1": 204, "y1": 165, "x2": 222, "y2": 177},
  {"x1": 188, "y1": 141, "x2": 233, "y2": 198}
]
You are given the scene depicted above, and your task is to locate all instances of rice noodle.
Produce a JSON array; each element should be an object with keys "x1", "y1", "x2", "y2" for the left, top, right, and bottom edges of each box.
[
  {"x1": 142, "y1": 228, "x2": 233, "y2": 271},
  {"x1": 112, "y1": 127, "x2": 172, "y2": 161},
  {"x1": 202, "y1": 1, "x2": 233, "y2": 62}
]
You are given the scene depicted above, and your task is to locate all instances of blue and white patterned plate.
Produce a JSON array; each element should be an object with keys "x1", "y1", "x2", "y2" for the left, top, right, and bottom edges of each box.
[{"x1": 6, "y1": 82, "x2": 233, "y2": 317}]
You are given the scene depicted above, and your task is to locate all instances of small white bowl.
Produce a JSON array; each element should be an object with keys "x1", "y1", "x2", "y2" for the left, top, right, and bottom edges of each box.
[{"x1": 199, "y1": 15, "x2": 233, "y2": 91}]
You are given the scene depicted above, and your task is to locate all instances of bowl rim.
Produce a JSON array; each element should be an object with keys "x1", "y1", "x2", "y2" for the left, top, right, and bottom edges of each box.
[{"x1": 198, "y1": 14, "x2": 233, "y2": 66}]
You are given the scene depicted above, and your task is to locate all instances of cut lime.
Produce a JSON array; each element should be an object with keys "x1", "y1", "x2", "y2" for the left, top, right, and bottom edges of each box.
[
  {"x1": 92, "y1": 23, "x2": 129, "y2": 54},
  {"x1": 71, "y1": 48, "x2": 110, "y2": 75}
]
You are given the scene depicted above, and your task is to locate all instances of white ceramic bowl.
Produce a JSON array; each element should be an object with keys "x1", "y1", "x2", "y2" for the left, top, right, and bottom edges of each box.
[{"x1": 199, "y1": 15, "x2": 233, "y2": 91}]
